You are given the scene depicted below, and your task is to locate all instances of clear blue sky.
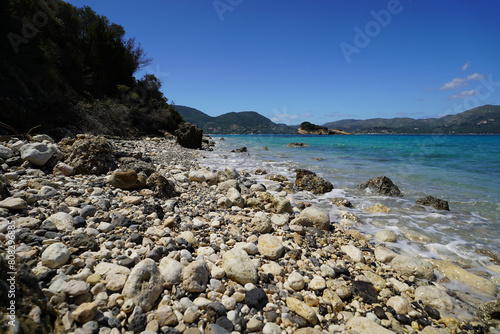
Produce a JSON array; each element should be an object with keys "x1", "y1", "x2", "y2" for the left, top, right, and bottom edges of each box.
[{"x1": 66, "y1": 0, "x2": 500, "y2": 125}]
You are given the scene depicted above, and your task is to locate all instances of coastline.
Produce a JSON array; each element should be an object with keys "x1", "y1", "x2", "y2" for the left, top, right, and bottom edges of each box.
[{"x1": 0, "y1": 134, "x2": 499, "y2": 333}]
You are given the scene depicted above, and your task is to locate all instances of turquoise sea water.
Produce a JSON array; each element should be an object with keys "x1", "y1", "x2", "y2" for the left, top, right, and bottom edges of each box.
[{"x1": 202, "y1": 134, "x2": 500, "y2": 273}]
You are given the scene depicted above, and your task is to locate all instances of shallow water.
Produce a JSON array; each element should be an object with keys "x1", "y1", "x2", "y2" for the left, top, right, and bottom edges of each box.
[{"x1": 201, "y1": 134, "x2": 500, "y2": 274}]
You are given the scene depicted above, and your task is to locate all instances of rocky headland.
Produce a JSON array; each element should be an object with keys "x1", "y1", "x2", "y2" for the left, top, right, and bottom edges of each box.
[{"x1": 0, "y1": 134, "x2": 499, "y2": 334}]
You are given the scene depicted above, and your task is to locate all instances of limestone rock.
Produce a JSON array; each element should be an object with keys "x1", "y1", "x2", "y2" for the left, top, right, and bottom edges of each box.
[
  {"x1": 183, "y1": 260, "x2": 209, "y2": 292},
  {"x1": 346, "y1": 316, "x2": 395, "y2": 334},
  {"x1": 387, "y1": 296, "x2": 411, "y2": 315},
  {"x1": 227, "y1": 188, "x2": 245, "y2": 208},
  {"x1": 72, "y1": 301, "x2": 98, "y2": 323},
  {"x1": 44, "y1": 212, "x2": 74, "y2": 232},
  {"x1": 286, "y1": 297, "x2": 318, "y2": 325},
  {"x1": 0, "y1": 144, "x2": 13, "y2": 159},
  {"x1": 274, "y1": 198, "x2": 293, "y2": 214},
  {"x1": 20, "y1": 143, "x2": 53, "y2": 166},
  {"x1": 108, "y1": 170, "x2": 147, "y2": 190},
  {"x1": 0, "y1": 197, "x2": 27, "y2": 210},
  {"x1": 358, "y1": 176, "x2": 402, "y2": 197},
  {"x1": 122, "y1": 259, "x2": 164, "y2": 311},
  {"x1": 248, "y1": 212, "x2": 272, "y2": 233},
  {"x1": 414, "y1": 285, "x2": 454, "y2": 311},
  {"x1": 295, "y1": 169, "x2": 333, "y2": 194},
  {"x1": 222, "y1": 248, "x2": 257, "y2": 285},
  {"x1": 287, "y1": 271, "x2": 305, "y2": 290},
  {"x1": 298, "y1": 206, "x2": 330, "y2": 230},
  {"x1": 41, "y1": 242, "x2": 69, "y2": 269},
  {"x1": 257, "y1": 234, "x2": 284, "y2": 260},
  {"x1": 341, "y1": 244, "x2": 363, "y2": 263},
  {"x1": 189, "y1": 169, "x2": 216, "y2": 184},
  {"x1": 390, "y1": 255, "x2": 434, "y2": 280}
]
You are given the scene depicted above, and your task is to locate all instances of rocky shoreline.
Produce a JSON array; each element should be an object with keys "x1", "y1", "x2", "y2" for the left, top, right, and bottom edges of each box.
[{"x1": 0, "y1": 134, "x2": 499, "y2": 334}]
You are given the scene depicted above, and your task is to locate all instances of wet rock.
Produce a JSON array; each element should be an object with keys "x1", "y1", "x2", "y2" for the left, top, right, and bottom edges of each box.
[
  {"x1": 20, "y1": 143, "x2": 53, "y2": 166},
  {"x1": 414, "y1": 285, "x2": 454, "y2": 311},
  {"x1": 222, "y1": 247, "x2": 258, "y2": 285},
  {"x1": 175, "y1": 122, "x2": 203, "y2": 149},
  {"x1": 390, "y1": 255, "x2": 434, "y2": 280},
  {"x1": 245, "y1": 287, "x2": 268, "y2": 310},
  {"x1": 234, "y1": 147, "x2": 248, "y2": 153},
  {"x1": 358, "y1": 176, "x2": 402, "y2": 197},
  {"x1": 416, "y1": 195, "x2": 450, "y2": 211},
  {"x1": 183, "y1": 260, "x2": 209, "y2": 292},
  {"x1": 478, "y1": 297, "x2": 500, "y2": 327},
  {"x1": 146, "y1": 172, "x2": 178, "y2": 198},
  {"x1": 298, "y1": 206, "x2": 330, "y2": 230},
  {"x1": 122, "y1": 259, "x2": 164, "y2": 311},
  {"x1": 286, "y1": 297, "x2": 318, "y2": 325},
  {"x1": 331, "y1": 197, "x2": 353, "y2": 208},
  {"x1": 295, "y1": 169, "x2": 333, "y2": 194},
  {"x1": 428, "y1": 259, "x2": 498, "y2": 295},
  {"x1": 248, "y1": 211, "x2": 272, "y2": 233},
  {"x1": 374, "y1": 230, "x2": 397, "y2": 243},
  {"x1": 41, "y1": 242, "x2": 69, "y2": 268},
  {"x1": 107, "y1": 170, "x2": 147, "y2": 190},
  {"x1": 257, "y1": 234, "x2": 284, "y2": 260},
  {"x1": 63, "y1": 135, "x2": 116, "y2": 175},
  {"x1": 366, "y1": 203, "x2": 391, "y2": 213}
]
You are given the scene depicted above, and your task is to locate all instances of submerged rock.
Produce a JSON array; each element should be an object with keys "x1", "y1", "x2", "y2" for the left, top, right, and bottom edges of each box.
[
  {"x1": 358, "y1": 175, "x2": 402, "y2": 197},
  {"x1": 416, "y1": 195, "x2": 450, "y2": 211}
]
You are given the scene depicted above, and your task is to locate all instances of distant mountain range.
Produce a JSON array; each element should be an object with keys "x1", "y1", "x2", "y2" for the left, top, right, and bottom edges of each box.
[{"x1": 175, "y1": 104, "x2": 500, "y2": 135}]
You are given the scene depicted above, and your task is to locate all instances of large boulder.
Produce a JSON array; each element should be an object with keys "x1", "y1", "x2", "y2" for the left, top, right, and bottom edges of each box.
[
  {"x1": 295, "y1": 169, "x2": 333, "y2": 194},
  {"x1": 63, "y1": 135, "x2": 116, "y2": 175},
  {"x1": 175, "y1": 122, "x2": 203, "y2": 149},
  {"x1": 358, "y1": 176, "x2": 402, "y2": 197},
  {"x1": 416, "y1": 195, "x2": 450, "y2": 211}
]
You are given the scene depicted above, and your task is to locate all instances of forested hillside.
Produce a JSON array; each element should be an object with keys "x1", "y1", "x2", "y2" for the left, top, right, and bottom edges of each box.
[{"x1": 0, "y1": 0, "x2": 182, "y2": 137}]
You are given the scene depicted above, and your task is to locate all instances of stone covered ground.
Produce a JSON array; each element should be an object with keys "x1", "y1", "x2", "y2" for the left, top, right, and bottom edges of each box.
[{"x1": 0, "y1": 134, "x2": 499, "y2": 334}]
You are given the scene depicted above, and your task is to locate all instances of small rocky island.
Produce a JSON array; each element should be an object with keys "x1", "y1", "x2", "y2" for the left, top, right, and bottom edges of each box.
[{"x1": 297, "y1": 122, "x2": 350, "y2": 135}]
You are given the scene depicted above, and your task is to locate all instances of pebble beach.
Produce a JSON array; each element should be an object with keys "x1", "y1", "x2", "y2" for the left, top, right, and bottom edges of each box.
[{"x1": 0, "y1": 134, "x2": 499, "y2": 334}]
